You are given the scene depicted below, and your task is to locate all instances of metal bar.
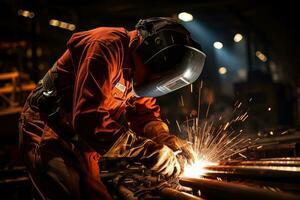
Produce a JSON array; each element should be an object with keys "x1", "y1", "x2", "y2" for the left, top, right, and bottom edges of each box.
[
  {"x1": 219, "y1": 160, "x2": 300, "y2": 166},
  {"x1": 260, "y1": 157, "x2": 300, "y2": 161},
  {"x1": 160, "y1": 187, "x2": 203, "y2": 200},
  {"x1": 131, "y1": 175, "x2": 202, "y2": 200},
  {"x1": 180, "y1": 177, "x2": 299, "y2": 200},
  {"x1": 255, "y1": 134, "x2": 300, "y2": 144},
  {"x1": 205, "y1": 165, "x2": 300, "y2": 180}
]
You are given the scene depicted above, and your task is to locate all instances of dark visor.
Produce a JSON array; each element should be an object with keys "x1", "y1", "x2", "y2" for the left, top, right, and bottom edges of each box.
[{"x1": 133, "y1": 45, "x2": 206, "y2": 97}]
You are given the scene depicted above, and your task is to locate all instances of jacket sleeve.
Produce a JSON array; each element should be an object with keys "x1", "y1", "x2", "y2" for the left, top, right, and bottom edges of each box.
[
  {"x1": 126, "y1": 97, "x2": 169, "y2": 138},
  {"x1": 70, "y1": 41, "x2": 123, "y2": 154}
]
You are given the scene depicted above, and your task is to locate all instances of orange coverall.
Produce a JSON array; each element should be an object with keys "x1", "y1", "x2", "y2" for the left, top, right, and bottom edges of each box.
[{"x1": 19, "y1": 27, "x2": 165, "y2": 199}]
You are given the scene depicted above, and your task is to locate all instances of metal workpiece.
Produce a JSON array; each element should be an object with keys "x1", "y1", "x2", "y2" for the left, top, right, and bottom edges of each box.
[
  {"x1": 219, "y1": 159, "x2": 300, "y2": 166},
  {"x1": 130, "y1": 174, "x2": 202, "y2": 200},
  {"x1": 105, "y1": 163, "x2": 202, "y2": 200},
  {"x1": 204, "y1": 164, "x2": 300, "y2": 180},
  {"x1": 100, "y1": 156, "x2": 300, "y2": 199},
  {"x1": 255, "y1": 133, "x2": 300, "y2": 145},
  {"x1": 160, "y1": 187, "x2": 203, "y2": 200},
  {"x1": 179, "y1": 177, "x2": 300, "y2": 200},
  {"x1": 260, "y1": 157, "x2": 300, "y2": 161}
]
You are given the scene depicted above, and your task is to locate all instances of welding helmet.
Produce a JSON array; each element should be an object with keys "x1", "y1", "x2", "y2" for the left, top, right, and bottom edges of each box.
[{"x1": 132, "y1": 17, "x2": 206, "y2": 97}]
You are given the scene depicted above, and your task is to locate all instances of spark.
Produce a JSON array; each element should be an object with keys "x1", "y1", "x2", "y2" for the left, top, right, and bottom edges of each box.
[
  {"x1": 238, "y1": 153, "x2": 247, "y2": 159},
  {"x1": 181, "y1": 84, "x2": 254, "y2": 178},
  {"x1": 281, "y1": 131, "x2": 288, "y2": 135},
  {"x1": 197, "y1": 81, "x2": 203, "y2": 123},
  {"x1": 176, "y1": 120, "x2": 182, "y2": 133},
  {"x1": 165, "y1": 118, "x2": 170, "y2": 124},
  {"x1": 223, "y1": 122, "x2": 230, "y2": 130},
  {"x1": 180, "y1": 95, "x2": 185, "y2": 106},
  {"x1": 237, "y1": 102, "x2": 242, "y2": 108}
]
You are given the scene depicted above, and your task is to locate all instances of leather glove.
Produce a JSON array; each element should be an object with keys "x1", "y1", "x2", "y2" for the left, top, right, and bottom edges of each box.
[
  {"x1": 143, "y1": 121, "x2": 197, "y2": 165},
  {"x1": 104, "y1": 130, "x2": 181, "y2": 177}
]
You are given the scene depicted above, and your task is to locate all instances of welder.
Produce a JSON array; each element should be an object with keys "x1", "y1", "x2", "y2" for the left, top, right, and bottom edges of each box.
[{"x1": 19, "y1": 17, "x2": 206, "y2": 199}]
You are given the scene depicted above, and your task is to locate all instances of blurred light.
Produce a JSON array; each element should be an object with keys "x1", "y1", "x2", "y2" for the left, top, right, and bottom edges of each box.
[
  {"x1": 218, "y1": 67, "x2": 227, "y2": 75},
  {"x1": 237, "y1": 68, "x2": 247, "y2": 80},
  {"x1": 178, "y1": 12, "x2": 193, "y2": 22},
  {"x1": 18, "y1": 9, "x2": 35, "y2": 18},
  {"x1": 182, "y1": 159, "x2": 217, "y2": 178},
  {"x1": 268, "y1": 107, "x2": 272, "y2": 111},
  {"x1": 37, "y1": 47, "x2": 43, "y2": 57},
  {"x1": 256, "y1": 51, "x2": 268, "y2": 62},
  {"x1": 270, "y1": 131, "x2": 274, "y2": 135},
  {"x1": 26, "y1": 48, "x2": 32, "y2": 58},
  {"x1": 257, "y1": 132, "x2": 261, "y2": 136},
  {"x1": 68, "y1": 24, "x2": 76, "y2": 31},
  {"x1": 183, "y1": 69, "x2": 192, "y2": 79},
  {"x1": 213, "y1": 41, "x2": 223, "y2": 49},
  {"x1": 49, "y1": 19, "x2": 60, "y2": 26},
  {"x1": 49, "y1": 19, "x2": 76, "y2": 31},
  {"x1": 233, "y1": 33, "x2": 243, "y2": 42},
  {"x1": 59, "y1": 22, "x2": 68, "y2": 29}
]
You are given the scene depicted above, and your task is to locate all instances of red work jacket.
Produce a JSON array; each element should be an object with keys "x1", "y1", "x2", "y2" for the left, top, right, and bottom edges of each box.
[{"x1": 46, "y1": 27, "x2": 162, "y2": 153}]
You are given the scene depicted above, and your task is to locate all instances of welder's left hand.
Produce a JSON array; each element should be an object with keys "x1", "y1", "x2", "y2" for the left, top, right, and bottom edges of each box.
[
  {"x1": 143, "y1": 121, "x2": 197, "y2": 165},
  {"x1": 104, "y1": 129, "x2": 181, "y2": 177}
]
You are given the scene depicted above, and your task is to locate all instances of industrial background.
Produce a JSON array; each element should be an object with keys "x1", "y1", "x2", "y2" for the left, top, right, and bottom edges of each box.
[{"x1": 0, "y1": 0, "x2": 300, "y2": 199}]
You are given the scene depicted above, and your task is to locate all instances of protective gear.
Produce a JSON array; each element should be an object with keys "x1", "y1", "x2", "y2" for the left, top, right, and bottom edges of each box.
[
  {"x1": 19, "y1": 27, "x2": 167, "y2": 199},
  {"x1": 143, "y1": 121, "x2": 197, "y2": 165},
  {"x1": 104, "y1": 130, "x2": 181, "y2": 177},
  {"x1": 132, "y1": 17, "x2": 206, "y2": 97},
  {"x1": 160, "y1": 136, "x2": 197, "y2": 164},
  {"x1": 19, "y1": 100, "x2": 113, "y2": 200},
  {"x1": 23, "y1": 27, "x2": 163, "y2": 153}
]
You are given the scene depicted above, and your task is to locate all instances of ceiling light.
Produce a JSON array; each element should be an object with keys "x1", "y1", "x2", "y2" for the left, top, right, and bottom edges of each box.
[
  {"x1": 178, "y1": 12, "x2": 193, "y2": 22},
  {"x1": 234, "y1": 33, "x2": 243, "y2": 42},
  {"x1": 213, "y1": 41, "x2": 223, "y2": 49}
]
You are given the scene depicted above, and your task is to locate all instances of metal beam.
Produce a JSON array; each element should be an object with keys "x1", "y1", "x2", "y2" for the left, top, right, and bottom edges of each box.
[{"x1": 180, "y1": 177, "x2": 299, "y2": 200}]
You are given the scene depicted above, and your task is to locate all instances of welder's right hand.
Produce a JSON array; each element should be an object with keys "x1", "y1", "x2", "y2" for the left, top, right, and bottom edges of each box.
[
  {"x1": 104, "y1": 130, "x2": 181, "y2": 177},
  {"x1": 143, "y1": 121, "x2": 196, "y2": 165}
]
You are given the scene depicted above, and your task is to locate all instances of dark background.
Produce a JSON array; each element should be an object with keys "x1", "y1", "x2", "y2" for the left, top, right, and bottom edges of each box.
[{"x1": 0, "y1": 0, "x2": 299, "y2": 199}]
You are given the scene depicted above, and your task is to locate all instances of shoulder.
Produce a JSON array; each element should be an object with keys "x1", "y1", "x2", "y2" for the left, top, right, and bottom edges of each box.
[{"x1": 67, "y1": 27, "x2": 130, "y2": 49}]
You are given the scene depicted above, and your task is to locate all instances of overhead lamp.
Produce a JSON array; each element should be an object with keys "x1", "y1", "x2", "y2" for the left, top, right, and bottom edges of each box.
[
  {"x1": 178, "y1": 12, "x2": 193, "y2": 22},
  {"x1": 233, "y1": 33, "x2": 243, "y2": 42},
  {"x1": 213, "y1": 41, "x2": 223, "y2": 49},
  {"x1": 18, "y1": 9, "x2": 35, "y2": 18},
  {"x1": 218, "y1": 67, "x2": 227, "y2": 75},
  {"x1": 256, "y1": 51, "x2": 267, "y2": 62},
  {"x1": 49, "y1": 19, "x2": 76, "y2": 31}
]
